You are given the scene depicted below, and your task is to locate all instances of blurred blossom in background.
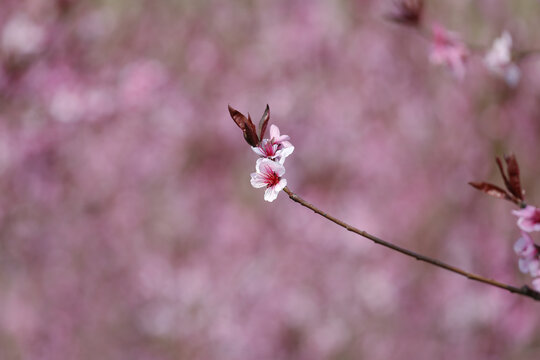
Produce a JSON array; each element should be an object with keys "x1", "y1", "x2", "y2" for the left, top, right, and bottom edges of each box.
[{"x1": 1, "y1": 0, "x2": 540, "y2": 359}]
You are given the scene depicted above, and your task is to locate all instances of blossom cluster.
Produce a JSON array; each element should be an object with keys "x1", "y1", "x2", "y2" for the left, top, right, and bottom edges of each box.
[
  {"x1": 229, "y1": 105, "x2": 294, "y2": 202},
  {"x1": 513, "y1": 207, "x2": 540, "y2": 291},
  {"x1": 469, "y1": 155, "x2": 540, "y2": 291}
]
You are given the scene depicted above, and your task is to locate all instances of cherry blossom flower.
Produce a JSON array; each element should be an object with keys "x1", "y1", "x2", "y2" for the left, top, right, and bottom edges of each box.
[
  {"x1": 484, "y1": 31, "x2": 520, "y2": 87},
  {"x1": 251, "y1": 124, "x2": 294, "y2": 164},
  {"x1": 512, "y1": 205, "x2": 540, "y2": 232},
  {"x1": 269, "y1": 124, "x2": 290, "y2": 147},
  {"x1": 514, "y1": 232, "x2": 539, "y2": 275},
  {"x1": 514, "y1": 231, "x2": 537, "y2": 258},
  {"x1": 1, "y1": 13, "x2": 45, "y2": 57},
  {"x1": 250, "y1": 158, "x2": 287, "y2": 202},
  {"x1": 252, "y1": 139, "x2": 279, "y2": 159},
  {"x1": 429, "y1": 25, "x2": 469, "y2": 80}
]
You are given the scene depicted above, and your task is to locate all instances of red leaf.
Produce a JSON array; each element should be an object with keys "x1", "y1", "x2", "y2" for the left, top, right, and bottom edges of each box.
[
  {"x1": 468, "y1": 182, "x2": 518, "y2": 204},
  {"x1": 504, "y1": 154, "x2": 524, "y2": 200},
  {"x1": 245, "y1": 113, "x2": 259, "y2": 146},
  {"x1": 228, "y1": 105, "x2": 247, "y2": 131},
  {"x1": 495, "y1": 157, "x2": 511, "y2": 192}
]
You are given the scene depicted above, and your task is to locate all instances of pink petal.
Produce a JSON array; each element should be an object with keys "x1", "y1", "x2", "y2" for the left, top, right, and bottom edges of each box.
[
  {"x1": 512, "y1": 206, "x2": 537, "y2": 218},
  {"x1": 528, "y1": 259, "x2": 540, "y2": 277},
  {"x1": 255, "y1": 158, "x2": 266, "y2": 173},
  {"x1": 269, "y1": 124, "x2": 290, "y2": 143},
  {"x1": 251, "y1": 146, "x2": 266, "y2": 157},
  {"x1": 258, "y1": 158, "x2": 285, "y2": 177},
  {"x1": 276, "y1": 146, "x2": 294, "y2": 165},
  {"x1": 532, "y1": 278, "x2": 540, "y2": 292},
  {"x1": 518, "y1": 258, "x2": 530, "y2": 274},
  {"x1": 269, "y1": 124, "x2": 280, "y2": 139},
  {"x1": 517, "y1": 218, "x2": 540, "y2": 233},
  {"x1": 250, "y1": 172, "x2": 267, "y2": 188},
  {"x1": 264, "y1": 186, "x2": 279, "y2": 202},
  {"x1": 274, "y1": 178, "x2": 287, "y2": 193},
  {"x1": 263, "y1": 179, "x2": 287, "y2": 202},
  {"x1": 514, "y1": 232, "x2": 535, "y2": 257},
  {"x1": 281, "y1": 140, "x2": 293, "y2": 148}
]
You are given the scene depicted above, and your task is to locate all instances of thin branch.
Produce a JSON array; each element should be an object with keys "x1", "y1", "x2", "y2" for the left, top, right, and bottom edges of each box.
[{"x1": 283, "y1": 186, "x2": 540, "y2": 302}]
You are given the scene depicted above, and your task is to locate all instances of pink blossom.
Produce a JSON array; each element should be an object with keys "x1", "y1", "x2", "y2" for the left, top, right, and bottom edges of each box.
[
  {"x1": 1, "y1": 13, "x2": 45, "y2": 56},
  {"x1": 250, "y1": 158, "x2": 287, "y2": 202},
  {"x1": 518, "y1": 257, "x2": 540, "y2": 276},
  {"x1": 513, "y1": 232, "x2": 540, "y2": 277},
  {"x1": 251, "y1": 139, "x2": 279, "y2": 159},
  {"x1": 251, "y1": 125, "x2": 294, "y2": 164},
  {"x1": 484, "y1": 31, "x2": 520, "y2": 87},
  {"x1": 512, "y1": 206, "x2": 540, "y2": 232},
  {"x1": 429, "y1": 25, "x2": 469, "y2": 80},
  {"x1": 513, "y1": 231, "x2": 537, "y2": 258},
  {"x1": 269, "y1": 124, "x2": 290, "y2": 146}
]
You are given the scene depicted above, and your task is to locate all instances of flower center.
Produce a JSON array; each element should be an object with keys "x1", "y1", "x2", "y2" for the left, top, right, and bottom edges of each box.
[
  {"x1": 259, "y1": 140, "x2": 277, "y2": 157},
  {"x1": 262, "y1": 167, "x2": 280, "y2": 187}
]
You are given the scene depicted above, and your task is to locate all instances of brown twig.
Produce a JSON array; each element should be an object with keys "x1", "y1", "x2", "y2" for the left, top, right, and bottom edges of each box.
[{"x1": 283, "y1": 186, "x2": 540, "y2": 302}]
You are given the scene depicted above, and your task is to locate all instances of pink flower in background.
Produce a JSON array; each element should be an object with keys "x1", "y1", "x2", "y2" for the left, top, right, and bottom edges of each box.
[
  {"x1": 251, "y1": 124, "x2": 294, "y2": 164},
  {"x1": 429, "y1": 25, "x2": 469, "y2": 80},
  {"x1": 512, "y1": 206, "x2": 540, "y2": 232},
  {"x1": 514, "y1": 232, "x2": 537, "y2": 259},
  {"x1": 119, "y1": 60, "x2": 167, "y2": 109},
  {"x1": 1, "y1": 13, "x2": 45, "y2": 56},
  {"x1": 514, "y1": 232, "x2": 539, "y2": 275},
  {"x1": 250, "y1": 158, "x2": 287, "y2": 202},
  {"x1": 484, "y1": 31, "x2": 520, "y2": 86}
]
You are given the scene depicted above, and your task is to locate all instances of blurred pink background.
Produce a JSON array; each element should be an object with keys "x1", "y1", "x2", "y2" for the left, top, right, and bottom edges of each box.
[{"x1": 1, "y1": 0, "x2": 540, "y2": 359}]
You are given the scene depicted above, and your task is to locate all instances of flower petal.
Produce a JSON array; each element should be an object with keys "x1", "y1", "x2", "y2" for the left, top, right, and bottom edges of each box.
[
  {"x1": 518, "y1": 258, "x2": 530, "y2": 274},
  {"x1": 264, "y1": 186, "x2": 279, "y2": 202},
  {"x1": 255, "y1": 158, "x2": 266, "y2": 173},
  {"x1": 250, "y1": 172, "x2": 267, "y2": 188},
  {"x1": 251, "y1": 146, "x2": 266, "y2": 157},
  {"x1": 274, "y1": 178, "x2": 287, "y2": 193},
  {"x1": 269, "y1": 124, "x2": 280, "y2": 139},
  {"x1": 514, "y1": 232, "x2": 535, "y2": 257},
  {"x1": 277, "y1": 146, "x2": 294, "y2": 164},
  {"x1": 528, "y1": 259, "x2": 540, "y2": 277},
  {"x1": 512, "y1": 206, "x2": 537, "y2": 218},
  {"x1": 258, "y1": 158, "x2": 285, "y2": 177}
]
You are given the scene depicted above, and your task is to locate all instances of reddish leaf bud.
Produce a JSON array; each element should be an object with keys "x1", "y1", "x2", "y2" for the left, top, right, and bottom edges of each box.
[
  {"x1": 496, "y1": 154, "x2": 524, "y2": 201},
  {"x1": 228, "y1": 105, "x2": 260, "y2": 147}
]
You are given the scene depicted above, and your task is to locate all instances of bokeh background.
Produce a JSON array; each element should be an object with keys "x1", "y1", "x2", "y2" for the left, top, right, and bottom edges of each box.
[{"x1": 1, "y1": 0, "x2": 540, "y2": 359}]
